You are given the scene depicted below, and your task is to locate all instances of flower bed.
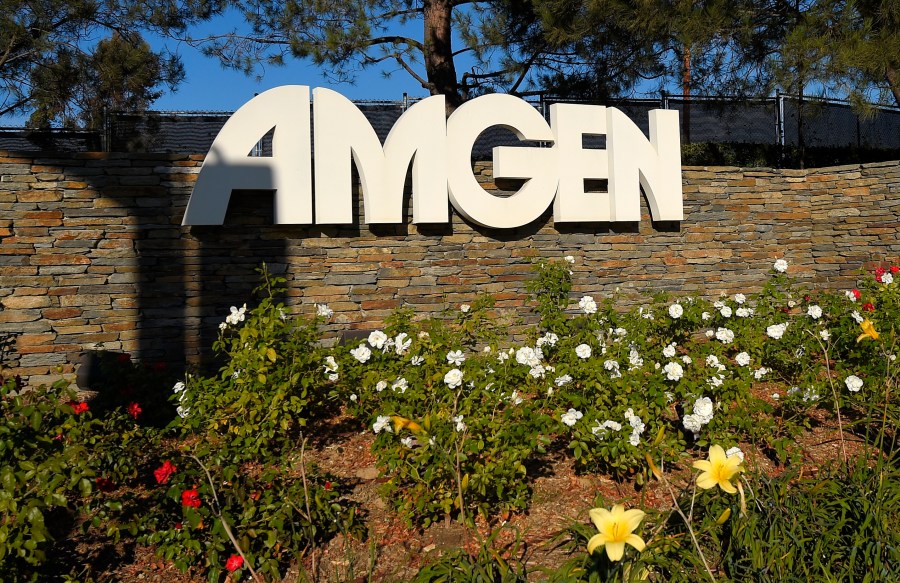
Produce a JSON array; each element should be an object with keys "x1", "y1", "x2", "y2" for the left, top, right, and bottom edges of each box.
[{"x1": 1, "y1": 258, "x2": 898, "y2": 581}]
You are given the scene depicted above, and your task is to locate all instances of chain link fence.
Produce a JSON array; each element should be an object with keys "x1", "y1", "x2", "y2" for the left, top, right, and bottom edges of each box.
[{"x1": 2, "y1": 94, "x2": 899, "y2": 155}]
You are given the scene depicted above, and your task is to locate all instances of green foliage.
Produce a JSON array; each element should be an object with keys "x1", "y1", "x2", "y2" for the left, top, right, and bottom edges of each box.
[
  {"x1": 4, "y1": 257, "x2": 900, "y2": 580},
  {"x1": 337, "y1": 298, "x2": 551, "y2": 526},
  {"x1": 138, "y1": 266, "x2": 364, "y2": 579},
  {"x1": 138, "y1": 451, "x2": 363, "y2": 581},
  {"x1": 1, "y1": 2, "x2": 186, "y2": 127},
  {"x1": 176, "y1": 266, "x2": 333, "y2": 463},
  {"x1": 410, "y1": 527, "x2": 529, "y2": 582},
  {"x1": 0, "y1": 377, "x2": 94, "y2": 579},
  {"x1": 681, "y1": 142, "x2": 900, "y2": 169},
  {"x1": 721, "y1": 459, "x2": 900, "y2": 581},
  {"x1": 0, "y1": 374, "x2": 157, "y2": 581}
]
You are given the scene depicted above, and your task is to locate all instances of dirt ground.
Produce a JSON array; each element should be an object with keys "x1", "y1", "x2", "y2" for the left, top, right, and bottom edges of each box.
[{"x1": 63, "y1": 402, "x2": 866, "y2": 583}]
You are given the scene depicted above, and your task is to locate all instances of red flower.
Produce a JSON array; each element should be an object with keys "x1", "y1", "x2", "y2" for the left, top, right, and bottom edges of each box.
[
  {"x1": 181, "y1": 488, "x2": 201, "y2": 508},
  {"x1": 96, "y1": 477, "x2": 116, "y2": 492},
  {"x1": 875, "y1": 266, "x2": 886, "y2": 277},
  {"x1": 851, "y1": 289, "x2": 862, "y2": 300},
  {"x1": 69, "y1": 401, "x2": 89, "y2": 415},
  {"x1": 174, "y1": 522, "x2": 183, "y2": 530},
  {"x1": 803, "y1": 295, "x2": 811, "y2": 302},
  {"x1": 863, "y1": 302, "x2": 875, "y2": 312},
  {"x1": 117, "y1": 353, "x2": 131, "y2": 363},
  {"x1": 225, "y1": 554, "x2": 244, "y2": 572},
  {"x1": 127, "y1": 402, "x2": 142, "y2": 419},
  {"x1": 154, "y1": 461, "x2": 177, "y2": 485},
  {"x1": 324, "y1": 481, "x2": 333, "y2": 491},
  {"x1": 891, "y1": 266, "x2": 899, "y2": 274}
]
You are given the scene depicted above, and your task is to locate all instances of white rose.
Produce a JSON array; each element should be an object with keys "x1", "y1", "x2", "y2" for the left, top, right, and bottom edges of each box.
[
  {"x1": 395, "y1": 333, "x2": 412, "y2": 355},
  {"x1": 719, "y1": 306, "x2": 733, "y2": 318},
  {"x1": 844, "y1": 375, "x2": 863, "y2": 393},
  {"x1": 555, "y1": 374, "x2": 573, "y2": 387},
  {"x1": 883, "y1": 273, "x2": 894, "y2": 285},
  {"x1": 774, "y1": 259, "x2": 788, "y2": 273},
  {"x1": 683, "y1": 414, "x2": 703, "y2": 434},
  {"x1": 560, "y1": 408, "x2": 583, "y2": 427},
  {"x1": 316, "y1": 304, "x2": 334, "y2": 318},
  {"x1": 444, "y1": 368, "x2": 464, "y2": 388},
  {"x1": 368, "y1": 330, "x2": 388, "y2": 349},
  {"x1": 579, "y1": 296, "x2": 598, "y2": 315},
  {"x1": 663, "y1": 343, "x2": 677, "y2": 358},
  {"x1": 820, "y1": 329, "x2": 831, "y2": 341},
  {"x1": 735, "y1": 352, "x2": 751, "y2": 367},
  {"x1": 516, "y1": 346, "x2": 537, "y2": 366},
  {"x1": 350, "y1": 343, "x2": 372, "y2": 363},
  {"x1": 564, "y1": 255, "x2": 575, "y2": 264},
  {"x1": 664, "y1": 361, "x2": 684, "y2": 381},
  {"x1": 446, "y1": 349, "x2": 465, "y2": 366},
  {"x1": 669, "y1": 303, "x2": 684, "y2": 319},
  {"x1": 766, "y1": 323, "x2": 788, "y2": 339},
  {"x1": 734, "y1": 293, "x2": 746, "y2": 304},
  {"x1": 725, "y1": 446, "x2": 745, "y2": 461},
  {"x1": 715, "y1": 327, "x2": 735, "y2": 344},
  {"x1": 373, "y1": 415, "x2": 393, "y2": 434},
  {"x1": 807, "y1": 305, "x2": 823, "y2": 319},
  {"x1": 693, "y1": 397, "x2": 714, "y2": 421},
  {"x1": 575, "y1": 344, "x2": 592, "y2": 359}
]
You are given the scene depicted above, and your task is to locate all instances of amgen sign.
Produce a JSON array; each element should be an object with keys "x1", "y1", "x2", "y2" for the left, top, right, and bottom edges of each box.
[{"x1": 183, "y1": 86, "x2": 683, "y2": 229}]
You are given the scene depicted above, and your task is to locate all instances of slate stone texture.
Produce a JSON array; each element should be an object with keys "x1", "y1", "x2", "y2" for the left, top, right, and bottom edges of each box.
[{"x1": 1, "y1": 149, "x2": 898, "y2": 385}]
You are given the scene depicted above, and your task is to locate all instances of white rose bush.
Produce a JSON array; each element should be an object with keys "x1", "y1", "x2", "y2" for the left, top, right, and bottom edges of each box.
[{"x1": 136, "y1": 257, "x2": 900, "y2": 580}]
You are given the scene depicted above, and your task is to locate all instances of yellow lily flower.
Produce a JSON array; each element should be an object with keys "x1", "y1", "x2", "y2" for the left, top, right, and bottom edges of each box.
[
  {"x1": 391, "y1": 416, "x2": 424, "y2": 434},
  {"x1": 856, "y1": 319, "x2": 880, "y2": 343},
  {"x1": 693, "y1": 445, "x2": 743, "y2": 494},
  {"x1": 587, "y1": 504, "x2": 646, "y2": 561}
]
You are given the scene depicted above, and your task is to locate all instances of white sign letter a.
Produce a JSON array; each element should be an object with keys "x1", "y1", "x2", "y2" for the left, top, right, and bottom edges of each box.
[{"x1": 182, "y1": 85, "x2": 313, "y2": 226}]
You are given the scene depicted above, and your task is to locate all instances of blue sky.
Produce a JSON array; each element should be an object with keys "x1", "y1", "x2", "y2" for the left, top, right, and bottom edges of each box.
[
  {"x1": 0, "y1": 13, "x2": 432, "y2": 126},
  {"x1": 147, "y1": 22, "x2": 431, "y2": 113}
]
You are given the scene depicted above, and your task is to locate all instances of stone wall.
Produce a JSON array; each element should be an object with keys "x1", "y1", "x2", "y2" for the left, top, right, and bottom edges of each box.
[{"x1": 1, "y1": 150, "x2": 898, "y2": 385}]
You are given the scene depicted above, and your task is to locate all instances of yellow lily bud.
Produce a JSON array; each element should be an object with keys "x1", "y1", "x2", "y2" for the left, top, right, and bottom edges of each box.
[{"x1": 716, "y1": 508, "x2": 732, "y2": 524}]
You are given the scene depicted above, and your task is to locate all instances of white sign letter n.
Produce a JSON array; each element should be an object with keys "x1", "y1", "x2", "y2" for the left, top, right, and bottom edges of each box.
[
  {"x1": 182, "y1": 85, "x2": 313, "y2": 226},
  {"x1": 607, "y1": 108, "x2": 683, "y2": 222}
]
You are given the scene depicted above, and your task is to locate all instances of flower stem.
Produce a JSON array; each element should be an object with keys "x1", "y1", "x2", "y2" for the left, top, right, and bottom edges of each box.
[{"x1": 191, "y1": 454, "x2": 264, "y2": 583}]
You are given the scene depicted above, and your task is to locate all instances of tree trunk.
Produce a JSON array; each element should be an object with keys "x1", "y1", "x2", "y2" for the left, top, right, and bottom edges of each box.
[
  {"x1": 886, "y1": 65, "x2": 900, "y2": 108},
  {"x1": 423, "y1": 0, "x2": 462, "y2": 110}
]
